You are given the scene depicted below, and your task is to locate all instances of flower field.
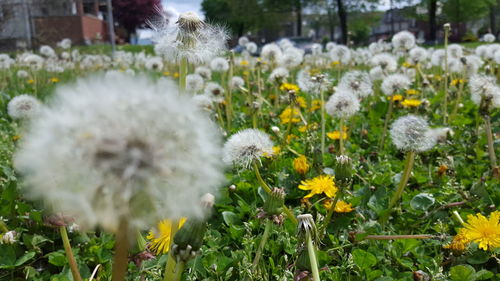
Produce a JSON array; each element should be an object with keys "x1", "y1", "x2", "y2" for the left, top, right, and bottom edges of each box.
[{"x1": 0, "y1": 14, "x2": 499, "y2": 281}]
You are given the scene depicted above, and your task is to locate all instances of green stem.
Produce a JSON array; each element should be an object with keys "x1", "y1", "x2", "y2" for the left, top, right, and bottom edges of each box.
[
  {"x1": 339, "y1": 118, "x2": 345, "y2": 155},
  {"x1": 381, "y1": 151, "x2": 416, "y2": 224},
  {"x1": 252, "y1": 220, "x2": 272, "y2": 269},
  {"x1": 379, "y1": 99, "x2": 394, "y2": 149},
  {"x1": 112, "y1": 218, "x2": 130, "y2": 281},
  {"x1": 450, "y1": 79, "x2": 465, "y2": 120},
  {"x1": 320, "y1": 90, "x2": 326, "y2": 158},
  {"x1": 361, "y1": 234, "x2": 435, "y2": 241},
  {"x1": 484, "y1": 115, "x2": 497, "y2": 170},
  {"x1": 0, "y1": 220, "x2": 8, "y2": 233},
  {"x1": 306, "y1": 233, "x2": 320, "y2": 281},
  {"x1": 172, "y1": 260, "x2": 186, "y2": 281},
  {"x1": 163, "y1": 220, "x2": 180, "y2": 281},
  {"x1": 59, "y1": 226, "x2": 83, "y2": 281},
  {"x1": 452, "y1": 210, "x2": 465, "y2": 225},
  {"x1": 443, "y1": 28, "x2": 449, "y2": 124},
  {"x1": 179, "y1": 57, "x2": 188, "y2": 92},
  {"x1": 252, "y1": 162, "x2": 298, "y2": 225},
  {"x1": 320, "y1": 189, "x2": 343, "y2": 237}
]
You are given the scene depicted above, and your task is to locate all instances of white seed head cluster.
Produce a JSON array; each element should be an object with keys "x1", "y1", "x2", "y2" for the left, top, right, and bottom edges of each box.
[
  {"x1": 392, "y1": 31, "x2": 416, "y2": 51},
  {"x1": 408, "y1": 47, "x2": 428, "y2": 64},
  {"x1": 14, "y1": 73, "x2": 224, "y2": 232},
  {"x1": 325, "y1": 90, "x2": 360, "y2": 118},
  {"x1": 430, "y1": 49, "x2": 445, "y2": 67},
  {"x1": 297, "y1": 69, "x2": 331, "y2": 95},
  {"x1": 230, "y1": 76, "x2": 245, "y2": 89},
  {"x1": 204, "y1": 82, "x2": 225, "y2": 103},
  {"x1": 390, "y1": 115, "x2": 437, "y2": 152},
  {"x1": 269, "y1": 67, "x2": 289, "y2": 83},
  {"x1": 468, "y1": 75, "x2": 500, "y2": 108},
  {"x1": 381, "y1": 74, "x2": 411, "y2": 96},
  {"x1": 370, "y1": 53, "x2": 397, "y2": 72},
  {"x1": 39, "y1": 45, "x2": 56, "y2": 58},
  {"x1": 186, "y1": 73, "x2": 205, "y2": 93},
  {"x1": 152, "y1": 11, "x2": 228, "y2": 64},
  {"x1": 144, "y1": 56, "x2": 164, "y2": 71},
  {"x1": 210, "y1": 57, "x2": 229, "y2": 72},
  {"x1": 195, "y1": 66, "x2": 212, "y2": 80},
  {"x1": 337, "y1": 71, "x2": 373, "y2": 98},
  {"x1": 222, "y1": 129, "x2": 274, "y2": 168},
  {"x1": 7, "y1": 94, "x2": 41, "y2": 120},
  {"x1": 447, "y1": 44, "x2": 463, "y2": 59},
  {"x1": 261, "y1": 43, "x2": 283, "y2": 62},
  {"x1": 329, "y1": 45, "x2": 351, "y2": 65},
  {"x1": 57, "y1": 38, "x2": 72, "y2": 49},
  {"x1": 0, "y1": 54, "x2": 14, "y2": 69},
  {"x1": 483, "y1": 33, "x2": 496, "y2": 43}
]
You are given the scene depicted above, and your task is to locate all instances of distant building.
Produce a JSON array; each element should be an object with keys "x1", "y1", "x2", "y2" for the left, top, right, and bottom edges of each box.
[
  {"x1": 370, "y1": 7, "x2": 426, "y2": 42},
  {"x1": 0, "y1": 0, "x2": 110, "y2": 51}
]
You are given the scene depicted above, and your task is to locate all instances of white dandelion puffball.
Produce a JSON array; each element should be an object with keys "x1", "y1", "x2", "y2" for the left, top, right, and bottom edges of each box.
[
  {"x1": 447, "y1": 44, "x2": 463, "y2": 59},
  {"x1": 261, "y1": 43, "x2": 283, "y2": 62},
  {"x1": 210, "y1": 57, "x2": 229, "y2": 72},
  {"x1": 144, "y1": 56, "x2": 164, "y2": 71},
  {"x1": 329, "y1": 45, "x2": 351, "y2": 65},
  {"x1": 269, "y1": 67, "x2": 289, "y2": 83},
  {"x1": 337, "y1": 71, "x2": 373, "y2": 98},
  {"x1": 408, "y1": 47, "x2": 428, "y2": 64},
  {"x1": 39, "y1": 45, "x2": 56, "y2": 57},
  {"x1": 392, "y1": 31, "x2": 416, "y2": 51},
  {"x1": 297, "y1": 69, "x2": 331, "y2": 95},
  {"x1": 152, "y1": 11, "x2": 228, "y2": 64},
  {"x1": 204, "y1": 82, "x2": 225, "y2": 103},
  {"x1": 195, "y1": 66, "x2": 212, "y2": 80},
  {"x1": 58, "y1": 38, "x2": 72, "y2": 49},
  {"x1": 230, "y1": 76, "x2": 245, "y2": 89},
  {"x1": 469, "y1": 75, "x2": 500, "y2": 108},
  {"x1": 186, "y1": 73, "x2": 204, "y2": 93},
  {"x1": 246, "y1": 42, "x2": 258, "y2": 54},
  {"x1": 381, "y1": 74, "x2": 411, "y2": 96},
  {"x1": 390, "y1": 115, "x2": 437, "y2": 152},
  {"x1": 238, "y1": 36, "x2": 249, "y2": 46},
  {"x1": 483, "y1": 33, "x2": 496, "y2": 43},
  {"x1": 370, "y1": 53, "x2": 397, "y2": 72},
  {"x1": 325, "y1": 90, "x2": 360, "y2": 118},
  {"x1": 223, "y1": 129, "x2": 274, "y2": 168},
  {"x1": 7, "y1": 95, "x2": 41, "y2": 120},
  {"x1": 14, "y1": 74, "x2": 225, "y2": 232}
]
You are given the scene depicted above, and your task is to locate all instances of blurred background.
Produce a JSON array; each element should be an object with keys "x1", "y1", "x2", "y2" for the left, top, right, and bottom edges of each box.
[{"x1": 0, "y1": 0, "x2": 499, "y2": 52}]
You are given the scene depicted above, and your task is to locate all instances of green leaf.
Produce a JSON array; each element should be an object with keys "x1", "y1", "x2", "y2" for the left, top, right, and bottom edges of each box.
[
  {"x1": 410, "y1": 193, "x2": 435, "y2": 211},
  {"x1": 473, "y1": 270, "x2": 493, "y2": 280},
  {"x1": 14, "y1": 251, "x2": 36, "y2": 267},
  {"x1": 222, "y1": 211, "x2": 241, "y2": 226},
  {"x1": 352, "y1": 249, "x2": 377, "y2": 270},
  {"x1": 47, "y1": 251, "x2": 67, "y2": 267},
  {"x1": 450, "y1": 265, "x2": 476, "y2": 281},
  {"x1": 466, "y1": 250, "x2": 490, "y2": 264}
]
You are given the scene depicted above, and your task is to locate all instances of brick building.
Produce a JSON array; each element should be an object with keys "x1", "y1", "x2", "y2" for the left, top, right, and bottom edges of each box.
[{"x1": 0, "y1": 0, "x2": 110, "y2": 51}]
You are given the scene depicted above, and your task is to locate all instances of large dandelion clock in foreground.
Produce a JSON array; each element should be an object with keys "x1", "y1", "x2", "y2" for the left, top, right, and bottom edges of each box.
[
  {"x1": 14, "y1": 74, "x2": 225, "y2": 232},
  {"x1": 223, "y1": 129, "x2": 274, "y2": 169},
  {"x1": 390, "y1": 115, "x2": 438, "y2": 153}
]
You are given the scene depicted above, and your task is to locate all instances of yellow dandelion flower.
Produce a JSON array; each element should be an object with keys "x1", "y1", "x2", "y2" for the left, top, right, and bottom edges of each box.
[
  {"x1": 280, "y1": 83, "x2": 300, "y2": 92},
  {"x1": 402, "y1": 62, "x2": 413, "y2": 68},
  {"x1": 401, "y1": 99, "x2": 422, "y2": 108},
  {"x1": 163, "y1": 71, "x2": 170, "y2": 76},
  {"x1": 298, "y1": 175, "x2": 338, "y2": 198},
  {"x1": 243, "y1": 71, "x2": 250, "y2": 76},
  {"x1": 298, "y1": 123, "x2": 318, "y2": 133},
  {"x1": 12, "y1": 135, "x2": 21, "y2": 141},
  {"x1": 461, "y1": 211, "x2": 500, "y2": 251},
  {"x1": 309, "y1": 100, "x2": 322, "y2": 112},
  {"x1": 240, "y1": 60, "x2": 249, "y2": 66},
  {"x1": 443, "y1": 229, "x2": 470, "y2": 254},
  {"x1": 279, "y1": 107, "x2": 301, "y2": 124},
  {"x1": 173, "y1": 72, "x2": 180, "y2": 78},
  {"x1": 388, "y1": 94, "x2": 403, "y2": 102},
  {"x1": 286, "y1": 134, "x2": 298, "y2": 143},
  {"x1": 331, "y1": 61, "x2": 340, "y2": 66},
  {"x1": 324, "y1": 200, "x2": 354, "y2": 213},
  {"x1": 147, "y1": 218, "x2": 187, "y2": 255},
  {"x1": 296, "y1": 96, "x2": 307, "y2": 108},
  {"x1": 406, "y1": 89, "x2": 419, "y2": 95},
  {"x1": 450, "y1": 79, "x2": 465, "y2": 86},
  {"x1": 50, "y1": 77, "x2": 59, "y2": 83},
  {"x1": 264, "y1": 146, "x2": 281, "y2": 158},
  {"x1": 27, "y1": 79, "x2": 35, "y2": 84},
  {"x1": 327, "y1": 131, "x2": 347, "y2": 140},
  {"x1": 293, "y1": 155, "x2": 309, "y2": 175}
]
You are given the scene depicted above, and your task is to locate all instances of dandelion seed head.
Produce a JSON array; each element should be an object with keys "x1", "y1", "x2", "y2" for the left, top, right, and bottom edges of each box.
[
  {"x1": 431, "y1": 49, "x2": 445, "y2": 66},
  {"x1": 210, "y1": 57, "x2": 229, "y2": 72},
  {"x1": 7, "y1": 94, "x2": 41, "y2": 120},
  {"x1": 144, "y1": 56, "x2": 164, "y2": 71},
  {"x1": 261, "y1": 43, "x2": 283, "y2": 62},
  {"x1": 238, "y1": 36, "x2": 249, "y2": 46},
  {"x1": 329, "y1": 45, "x2": 351, "y2": 65},
  {"x1": 325, "y1": 90, "x2": 360, "y2": 118},
  {"x1": 269, "y1": 67, "x2": 289, "y2": 83},
  {"x1": 392, "y1": 31, "x2": 416, "y2": 50},
  {"x1": 447, "y1": 44, "x2": 463, "y2": 59},
  {"x1": 246, "y1": 42, "x2": 258, "y2": 54},
  {"x1": 337, "y1": 70, "x2": 373, "y2": 98},
  {"x1": 408, "y1": 47, "x2": 428, "y2": 64},
  {"x1": 370, "y1": 53, "x2": 397, "y2": 72},
  {"x1": 39, "y1": 45, "x2": 56, "y2": 58},
  {"x1": 186, "y1": 73, "x2": 204, "y2": 93},
  {"x1": 222, "y1": 129, "x2": 274, "y2": 168},
  {"x1": 14, "y1": 74, "x2": 224, "y2": 232},
  {"x1": 390, "y1": 115, "x2": 437, "y2": 152},
  {"x1": 278, "y1": 48, "x2": 303, "y2": 69},
  {"x1": 381, "y1": 74, "x2": 411, "y2": 96},
  {"x1": 230, "y1": 76, "x2": 245, "y2": 89},
  {"x1": 57, "y1": 38, "x2": 72, "y2": 49},
  {"x1": 204, "y1": 82, "x2": 225, "y2": 103},
  {"x1": 195, "y1": 66, "x2": 212, "y2": 80},
  {"x1": 483, "y1": 33, "x2": 496, "y2": 43}
]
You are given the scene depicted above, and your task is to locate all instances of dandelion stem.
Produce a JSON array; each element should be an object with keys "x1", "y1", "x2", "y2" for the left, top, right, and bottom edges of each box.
[
  {"x1": 0, "y1": 220, "x2": 8, "y2": 233},
  {"x1": 443, "y1": 27, "x2": 450, "y2": 124},
  {"x1": 112, "y1": 218, "x2": 130, "y2": 281},
  {"x1": 252, "y1": 219, "x2": 272, "y2": 270},
  {"x1": 163, "y1": 220, "x2": 180, "y2": 281},
  {"x1": 381, "y1": 151, "x2": 416, "y2": 224},
  {"x1": 450, "y1": 77, "x2": 465, "y2": 120},
  {"x1": 484, "y1": 115, "x2": 498, "y2": 170},
  {"x1": 360, "y1": 234, "x2": 436, "y2": 241},
  {"x1": 306, "y1": 232, "x2": 320, "y2": 281},
  {"x1": 252, "y1": 162, "x2": 297, "y2": 225},
  {"x1": 379, "y1": 98, "x2": 394, "y2": 149},
  {"x1": 172, "y1": 260, "x2": 185, "y2": 281},
  {"x1": 320, "y1": 89, "x2": 326, "y2": 159},
  {"x1": 320, "y1": 190, "x2": 343, "y2": 238},
  {"x1": 59, "y1": 226, "x2": 83, "y2": 281},
  {"x1": 179, "y1": 57, "x2": 188, "y2": 92},
  {"x1": 452, "y1": 210, "x2": 465, "y2": 225},
  {"x1": 339, "y1": 118, "x2": 345, "y2": 155}
]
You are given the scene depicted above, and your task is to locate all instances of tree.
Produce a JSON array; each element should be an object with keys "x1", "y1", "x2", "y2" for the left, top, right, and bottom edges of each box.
[
  {"x1": 428, "y1": 0, "x2": 437, "y2": 43},
  {"x1": 112, "y1": 0, "x2": 161, "y2": 39}
]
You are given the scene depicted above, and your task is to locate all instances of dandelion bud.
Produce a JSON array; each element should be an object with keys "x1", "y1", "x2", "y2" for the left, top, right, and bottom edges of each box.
[
  {"x1": 334, "y1": 155, "x2": 353, "y2": 186},
  {"x1": 263, "y1": 188, "x2": 285, "y2": 217},
  {"x1": 297, "y1": 214, "x2": 317, "y2": 242},
  {"x1": 271, "y1": 126, "x2": 280, "y2": 134},
  {"x1": 413, "y1": 270, "x2": 430, "y2": 281},
  {"x1": 443, "y1": 23, "x2": 451, "y2": 31},
  {"x1": 172, "y1": 218, "x2": 207, "y2": 262},
  {"x1": 1, "y1": 231, "x2": 17, "y2": 244},
  {"x1": 200, "y1": 193, "x2": 215, "y2": 209},
  {"x1": 229, "y1": 184, "x2": 236, "y2": 191}
]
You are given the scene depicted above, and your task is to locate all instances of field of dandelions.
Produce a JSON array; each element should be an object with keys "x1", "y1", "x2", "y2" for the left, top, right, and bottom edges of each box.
[{"x1": 1, "y1": 13, "x2": 499, "y2": 281}]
